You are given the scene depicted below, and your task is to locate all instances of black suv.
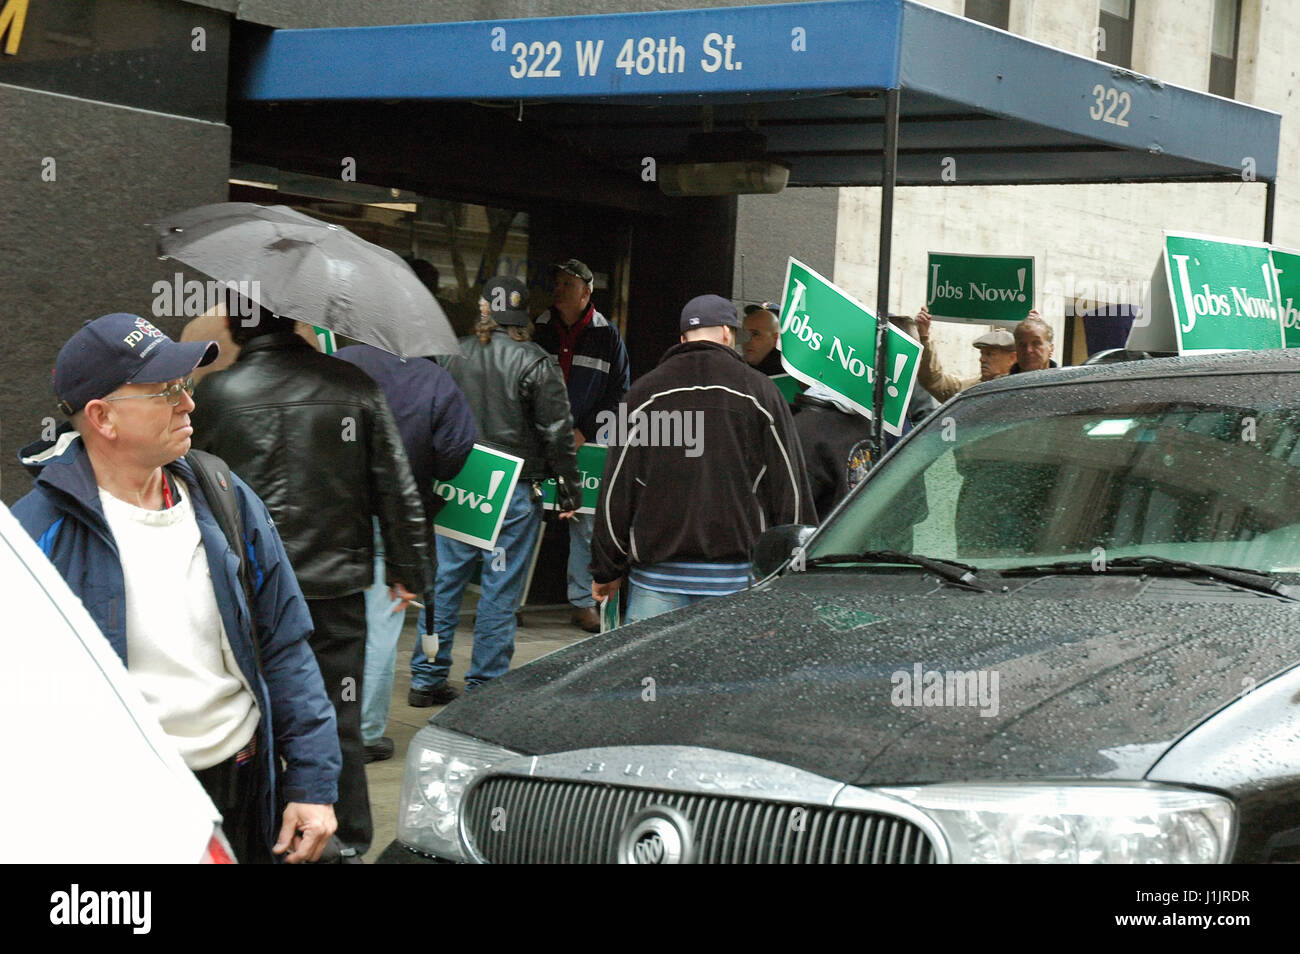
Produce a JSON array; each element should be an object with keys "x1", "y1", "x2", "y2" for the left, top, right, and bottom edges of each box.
[{"x1": 385, "y1": 350, "x2": 1300, "y2": 864}]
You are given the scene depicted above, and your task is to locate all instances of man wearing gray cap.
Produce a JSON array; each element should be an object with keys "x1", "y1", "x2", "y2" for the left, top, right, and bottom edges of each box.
[
  {"x1": 914, "y1": 306, "x2": 1018, "y2": 402},
  {"x1": 590, "y1": 295, "x2": 814, "y2": 624},
  {"x1": 533, "y1": 259, "x2": 631, "y2": 633},
  {"x1": 14, "y1": 313, "x2": 341, "y2": 863}
]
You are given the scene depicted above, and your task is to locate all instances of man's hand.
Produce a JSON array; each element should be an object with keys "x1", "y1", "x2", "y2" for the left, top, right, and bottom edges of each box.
[
  {"x1": 1026, "y1": 308, "x2": 1040, "y2": 321},
  {"x1": 574, "y1": 429, "x2": 587, "y2": 450},
  {"x1": 274, "y1": 802, "x2": 338, "y2": 863},
  {"x1": 558, "y1": 509, "x2": 578, "y2": 521},
  {"x1": 914, "y1": 306, "x2": 932, "y2": 339},
  {"x1": 592, "y1": 578, "x2": 622, "y2": 603},
  {"x1": 388, "y1": 581, "x2": 418, "y2": 612}
]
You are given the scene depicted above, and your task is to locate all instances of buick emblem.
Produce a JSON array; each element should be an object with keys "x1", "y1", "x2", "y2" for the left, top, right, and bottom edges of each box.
[{"x1": 617, "y1": 806, "x2": 694, "y2": 865}]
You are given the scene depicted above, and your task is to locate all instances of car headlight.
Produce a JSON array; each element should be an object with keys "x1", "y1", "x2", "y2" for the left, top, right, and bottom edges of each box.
[
  {"x1": 396, "y1": 725, "x2": 522, "y2": 862},
  {"x1": 876, "y1": 783, "x2": 1235, "y2": 863}
]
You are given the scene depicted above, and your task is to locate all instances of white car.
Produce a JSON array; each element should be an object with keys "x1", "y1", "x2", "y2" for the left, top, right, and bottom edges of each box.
[{"x1": 0, "y1": 503, "x2": 233, "y2": 863}]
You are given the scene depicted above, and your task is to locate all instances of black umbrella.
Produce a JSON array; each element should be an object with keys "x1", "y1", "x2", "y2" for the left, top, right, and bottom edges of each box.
[{"x1": 155, "y1": 202, "x2": 460, "y2": 358}]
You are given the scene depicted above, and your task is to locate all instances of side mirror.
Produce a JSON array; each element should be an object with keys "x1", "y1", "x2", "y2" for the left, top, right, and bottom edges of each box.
[{"x1": 752, "y1": 524, "x2": 816, "y2": 580}]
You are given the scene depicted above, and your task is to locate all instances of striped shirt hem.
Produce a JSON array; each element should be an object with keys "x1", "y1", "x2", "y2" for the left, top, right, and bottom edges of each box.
[{"x1": 630, "y1": 561, "x2": 754, "y2": 596}]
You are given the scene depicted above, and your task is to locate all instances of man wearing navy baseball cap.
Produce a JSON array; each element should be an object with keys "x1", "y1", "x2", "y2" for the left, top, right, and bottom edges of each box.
[
  {"x1": 14, "y1": 313, "x2": 342, "y2": 863},
  {"x1": 50, "y1": 312, "x2": 219, "y2": 417},
  {"x1": 590, "y1": 295, "x2": 815, "y2": 625}
]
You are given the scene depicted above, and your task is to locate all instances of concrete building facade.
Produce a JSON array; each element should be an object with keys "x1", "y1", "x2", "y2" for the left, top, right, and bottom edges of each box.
[{"x1": 837, "y1": 0, "x2": 1295, "y2": 379}]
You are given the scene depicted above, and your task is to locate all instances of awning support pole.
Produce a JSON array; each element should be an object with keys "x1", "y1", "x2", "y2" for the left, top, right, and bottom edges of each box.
[
  {"x1": 871, "y1": 87, "x2": 900, "y2": 466},
  {"x1": 1264, "y1": 179, "x2": 1276, "y2": 244}
]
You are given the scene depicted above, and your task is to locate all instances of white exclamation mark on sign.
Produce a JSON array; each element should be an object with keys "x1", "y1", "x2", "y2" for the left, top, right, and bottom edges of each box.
[
  {"x1": 886, "y1": 353, "x2": 907, "y2": 398},
  {"x1": 1016, "y1": 267, "x2": 1026, "y2": 302},
  {"x1": 480, "y1": 470, "x2": 505, "y2": 513}
]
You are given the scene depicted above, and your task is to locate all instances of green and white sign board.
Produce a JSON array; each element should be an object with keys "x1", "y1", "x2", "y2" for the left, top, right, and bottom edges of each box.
[
  {"x1": 770, "y1": 373, "x2": 803, "y2": 404},
  {"x1": 778, "y1": 258, "x2": 922, "y2": 437},
  {"x1": 925, "y1": 252, "x2": 1036, "y2": 324},
  {"x1": 1128, "y1": 232, "x2": 1284, "y2": 355},
  {"x1": 431, "y1": 444, "x2": 524, "y2": 550},
  {"x1": 540, "y1": 443, "x2": 607, "y2": 515},
  {"x1": 599, "y1": 591, "x2": 621, "y2": 633},
  {"x1": 1270, "y1": 247, "x2": 1300, "y2": 349},
  {"x1": 313, "y1": 326, "x2": 338, "y2": 354}
]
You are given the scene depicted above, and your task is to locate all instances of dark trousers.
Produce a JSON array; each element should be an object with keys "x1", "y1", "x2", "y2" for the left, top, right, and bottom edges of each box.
[
  {"x1": 306, "y1": 593, "x2": 371, "y2": 853},
  {"x1": 195, "y1": 739, "x2": 270, "y2": 864}
]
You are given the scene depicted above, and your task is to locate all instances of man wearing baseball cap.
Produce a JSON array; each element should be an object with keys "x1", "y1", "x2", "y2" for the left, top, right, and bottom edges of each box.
[
  {"x1": 914, "y1": 306, "x2": 1019, "y2": 402},
  {"x1": 590, "y1": 295, "x2": 814, "y2": 624},
  {"x1": 532, "y1": 259, "x2": 631, "y2": 632},
  {"x1": 14, "y1": 313, "x2": 341, "y2": 863},
  {"x1": 414, "y1": 277, "x2": 583, "y2": 698}
]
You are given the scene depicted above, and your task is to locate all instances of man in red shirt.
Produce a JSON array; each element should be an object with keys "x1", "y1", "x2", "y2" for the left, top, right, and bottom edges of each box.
[{"x1": 533, "y1": 259, "x2": 631, "y2": 632}]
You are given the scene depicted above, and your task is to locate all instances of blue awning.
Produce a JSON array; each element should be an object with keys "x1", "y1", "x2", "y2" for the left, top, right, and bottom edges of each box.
[{"x1": 237, "y1": 0, "x2": 1280, "y2": 187}]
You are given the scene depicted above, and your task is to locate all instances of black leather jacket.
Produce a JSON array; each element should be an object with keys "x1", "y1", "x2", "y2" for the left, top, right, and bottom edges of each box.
[
  {"x1": 440, "y1": 330, "x2": 581, "y2": 506},
  {"x1": 191, "y1": 333, "x2": 431, "y2": 599}
]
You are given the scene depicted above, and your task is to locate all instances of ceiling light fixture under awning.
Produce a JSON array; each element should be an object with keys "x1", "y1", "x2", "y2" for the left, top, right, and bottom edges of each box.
[{"x1": 658, "y1": 160, "x2": 790, "y2": 196}]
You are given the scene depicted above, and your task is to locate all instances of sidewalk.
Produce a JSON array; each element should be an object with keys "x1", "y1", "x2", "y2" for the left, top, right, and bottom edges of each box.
[{"x1": 362, "y1": 595, "x2": 593, "y2": 862}]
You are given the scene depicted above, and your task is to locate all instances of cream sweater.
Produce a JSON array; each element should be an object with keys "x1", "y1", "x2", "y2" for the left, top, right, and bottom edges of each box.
[{"x1": 98, "y1": 481, "x2": 260, "y2": 770}]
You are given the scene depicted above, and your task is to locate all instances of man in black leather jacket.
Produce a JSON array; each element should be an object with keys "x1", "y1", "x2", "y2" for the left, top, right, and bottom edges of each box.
[
  {"x1": 412, "y1": 276, "x2": 581, "y2": 702},
  {"x1": 192, "y1": 304, "x2": 431, "y2": 858}
]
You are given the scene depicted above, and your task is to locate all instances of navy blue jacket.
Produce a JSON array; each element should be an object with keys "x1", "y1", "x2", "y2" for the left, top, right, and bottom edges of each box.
[
  {"x1": 334, "y1": 345, "x2": 477, "y2": 520},
  {"x1": 13, "y1": 427, "x2": 341, "y2": 854},
  {"x1": 533, "y1": 306, "x2": 631, "y2": 440}
]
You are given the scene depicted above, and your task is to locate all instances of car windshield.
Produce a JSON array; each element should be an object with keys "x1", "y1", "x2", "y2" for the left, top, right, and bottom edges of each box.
[{"x1": 809, "y1": 370, "x2": 1300, "y2": 574}]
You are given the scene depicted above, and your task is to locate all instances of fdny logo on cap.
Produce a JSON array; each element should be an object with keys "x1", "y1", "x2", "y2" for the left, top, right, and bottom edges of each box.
[
  {"x1": 123, "y1": 317, "x2": 165, "y2": 356},
  {"x1": 135, "y1": 317, "x2": 165, "y2": 339},
  {"x1": 688, "y1": 316, "x2": 701, "y2": 326},
  {"x1": 509, "y1": 290, "x2": 522, "y2": 309}
]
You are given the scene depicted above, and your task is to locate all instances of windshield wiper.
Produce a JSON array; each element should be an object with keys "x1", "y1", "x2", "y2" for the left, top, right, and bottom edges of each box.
[
  {"x1": 804, "y1": 550, "x2": 994, "y2": 592},
  {"x1": 1001, "y1": 555, "x2": 1300, "y2": 601}
]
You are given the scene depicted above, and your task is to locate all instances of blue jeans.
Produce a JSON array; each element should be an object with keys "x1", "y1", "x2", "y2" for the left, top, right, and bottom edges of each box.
[
  {"x1": 567, "y1": 512, "x2": 596, "y2": 608},
  {"x1": 361, "y1": 521, "x2": 406, "y2": 745},
  {"x1": 412, "y1": 484, "x2": 542, "y2": 689},
  {"x1": 625, "y1": 582, "x2": 716, "y2": 624}
]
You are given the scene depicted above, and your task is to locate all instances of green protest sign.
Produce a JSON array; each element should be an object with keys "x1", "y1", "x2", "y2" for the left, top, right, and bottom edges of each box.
[
  {"x1": 432, "y1": 444, "x2": 524, "y2": 549},
  {"x1": 1269, "y1": 247, "x2": 1300, "y2": 349},
  {"x1": 925, "y1": 252, "x2": 1035, "y2": 323},
  {"x1": 599, "y1": 591, "x2": 620, "y2": 633},
  {"x1": 1130, "y1": 232, "x2": 1283, "y2": 354},
  {"x1": 313, "y1": 326, "x2": 338, "y2": 354},
  {"x1": 770, "y1": 373, "x2": 803, "y2": 404},
  {"x1": 778, "y1": 258, "x2": 922, "y2": 436},
  {"x1": 540, "y1": 443, "x2": 606, "y2": 515}
]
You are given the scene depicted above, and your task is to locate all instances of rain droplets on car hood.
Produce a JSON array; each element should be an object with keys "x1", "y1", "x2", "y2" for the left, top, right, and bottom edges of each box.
[{"x1": 437, "y1": 571, "x2": 1300, "y2": 785}]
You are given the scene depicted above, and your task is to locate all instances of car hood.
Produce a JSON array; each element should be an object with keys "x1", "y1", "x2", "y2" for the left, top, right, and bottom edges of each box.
[{"x1": 436, "y1": 572, "x2": 1300, "y2": 787}]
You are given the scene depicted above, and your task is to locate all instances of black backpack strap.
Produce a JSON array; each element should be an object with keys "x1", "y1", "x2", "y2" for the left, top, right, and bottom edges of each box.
[{"x1": 185, "y1": 449, "x2": 265, "y2": 671}]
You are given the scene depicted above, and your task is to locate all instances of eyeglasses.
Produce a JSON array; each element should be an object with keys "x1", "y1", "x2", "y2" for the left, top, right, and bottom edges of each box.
[{"x1": 103, "y1": 378, "x2": 195, "y2": 407}]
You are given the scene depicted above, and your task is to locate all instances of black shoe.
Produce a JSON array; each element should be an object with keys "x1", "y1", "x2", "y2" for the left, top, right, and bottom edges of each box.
[
  {"x1": 364, "y1": 737, "x2": 395, "y2": 763},
  {"x1": 571, "y1": 606, "x2": 601, "y2": 633},
  {"x1": 408, "y1": 683, "x2": 460, "y2": 707}
]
